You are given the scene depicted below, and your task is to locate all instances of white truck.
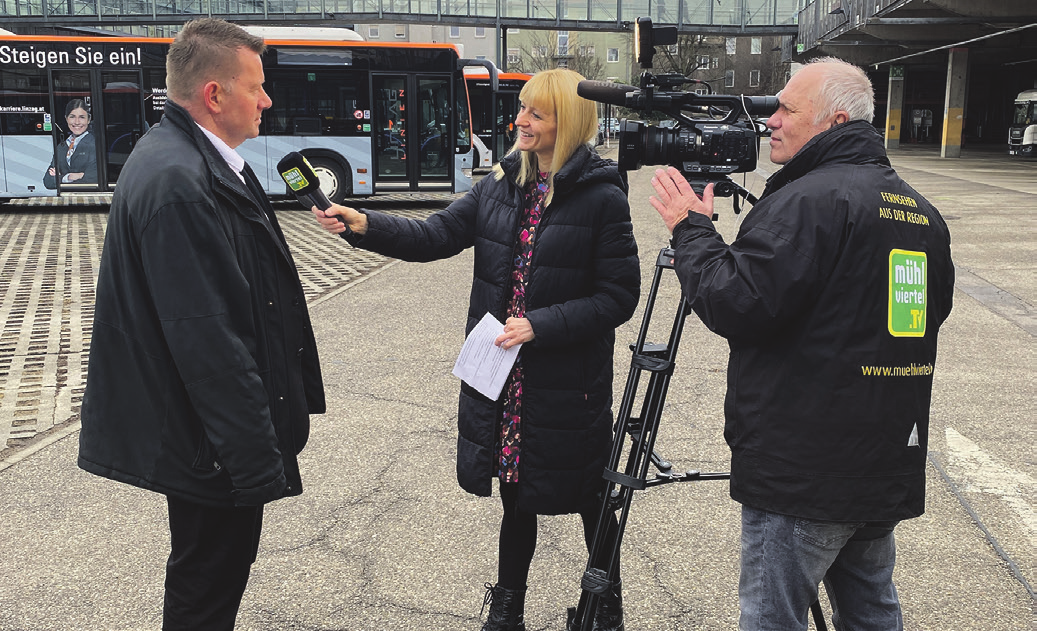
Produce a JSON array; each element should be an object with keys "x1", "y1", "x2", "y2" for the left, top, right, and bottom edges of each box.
[{"x1": 1008, "y1": 89, "x2": 1037, "y2": 157}]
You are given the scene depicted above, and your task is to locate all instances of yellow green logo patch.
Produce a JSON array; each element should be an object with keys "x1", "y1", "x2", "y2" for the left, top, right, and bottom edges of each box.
[
  {"x1": 888, "y1": 249, "x2": 927, "y2": 337},
  {"x1": 281, "y1": 167, "x2": 309, "y2": 192}
]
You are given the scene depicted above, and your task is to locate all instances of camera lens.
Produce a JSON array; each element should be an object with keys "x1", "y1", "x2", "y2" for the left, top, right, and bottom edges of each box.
[{"x1": 617, "y1": 119, "x2": 758, "y2": 174}]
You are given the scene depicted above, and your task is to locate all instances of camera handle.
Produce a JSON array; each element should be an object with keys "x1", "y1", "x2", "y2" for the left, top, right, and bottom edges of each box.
[
  {"x1": 565, "y1": 247, "x2": 829, "y2": 631},
  {"x1": 688, "y1": 175, "x2": 759, "y2": 219}
]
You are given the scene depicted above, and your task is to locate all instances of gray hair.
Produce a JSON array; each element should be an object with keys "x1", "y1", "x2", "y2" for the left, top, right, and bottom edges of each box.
[
  {"x1": 166, "y1": 18, "x2": 266, "y2": 104},
  {"x1": 807, "y1": 56, "x2": 875, "y2": 124}
]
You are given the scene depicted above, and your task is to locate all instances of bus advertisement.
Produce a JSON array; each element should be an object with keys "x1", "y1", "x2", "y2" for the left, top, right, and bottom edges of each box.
[{"x1": 0, "y1": 33, "x2": 490, "y2": 202}]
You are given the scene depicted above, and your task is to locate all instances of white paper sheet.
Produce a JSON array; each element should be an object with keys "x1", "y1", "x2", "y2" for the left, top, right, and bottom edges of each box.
[{"x1": 452, "y1": 312, "x2": 522, "y2": 400}]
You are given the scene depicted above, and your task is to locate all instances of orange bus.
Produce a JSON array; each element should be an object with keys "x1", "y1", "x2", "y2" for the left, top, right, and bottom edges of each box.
[
  {"x1": 0, "y1": 32, "x2": 492, "y2": 202},
  {"x1": 465, "y1": 69, "x2": 530, "y2": 169}
]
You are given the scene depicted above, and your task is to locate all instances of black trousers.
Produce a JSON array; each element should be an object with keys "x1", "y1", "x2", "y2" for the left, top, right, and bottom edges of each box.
[
  {"x1": 163, "y1": 496, "x2": 264, "y2": 631},
  {"x1": 497, "y1": 482, "x2": 621, "y2": 590}
]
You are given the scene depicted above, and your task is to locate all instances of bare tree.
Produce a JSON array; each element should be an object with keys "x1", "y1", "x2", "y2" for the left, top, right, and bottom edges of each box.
[
  {"x1": 652, "y1": 34, "x2": 727, "y2": 92},
  {"x1": 564, "y1": 34, "x2": 605, "y2": 81},
  {"x1": 514, "y1": 30, "x2": 556, "y2": 74},
  {"x1": 512, "y1": 31, "x2": 605, "y2": 81}
]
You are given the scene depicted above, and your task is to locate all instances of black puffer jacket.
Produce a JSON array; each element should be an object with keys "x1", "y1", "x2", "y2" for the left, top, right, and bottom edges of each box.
[
  {"x1": 79, "y1": 100, "x2": 326, "y2": 507},
  {"x1": 346, "y1": 145, "x2": 640, "y2": 514},
  {"x1": 671, "y1": 121, "x2": 954, "y2": 522}
]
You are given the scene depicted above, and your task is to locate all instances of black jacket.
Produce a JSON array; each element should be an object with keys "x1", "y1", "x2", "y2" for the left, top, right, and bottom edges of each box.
[
  {"x1": 44, "y1": 132, "x2": 98, "y2": 189},
  {"x1": 671, "y1": 121, "x2": 954, "y2": 522},
  {"x1": 346, "y1": 146, "x2": 640, "y2": 514},
  {"x1": 79, "y1": 100, "x2": 326, "y2": 507}
]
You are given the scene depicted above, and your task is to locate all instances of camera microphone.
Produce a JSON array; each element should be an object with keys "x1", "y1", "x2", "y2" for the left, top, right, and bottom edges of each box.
[
  {"x1": 577, "y1": 80, "x2": 639, "y2": 107},
  {"x1": 278, "y1": 151, "x2": 332, "y2": 211}
]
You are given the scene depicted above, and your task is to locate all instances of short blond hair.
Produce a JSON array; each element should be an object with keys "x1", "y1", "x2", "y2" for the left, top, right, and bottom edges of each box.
[
  {"x1": 494, "y1": 68, "x2": 598, "y2": 203},
  {"x1": 166, "y1": 18, "x2": 266, "y2": 104}
]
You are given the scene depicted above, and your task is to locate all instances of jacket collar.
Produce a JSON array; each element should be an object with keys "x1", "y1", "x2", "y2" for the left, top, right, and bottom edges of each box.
[
  {"x1": 161, "y1": 100, "x2": 259, "y2": 207},
  {"x1": 763, "y1": 120, "x2": 890, "y2": 197},
  {"x1": 160, "y1": 100, "x2": 294, "y2": 264},
  {"x1": 499, "y1": 144, "x2": 626, "y2": 195}
]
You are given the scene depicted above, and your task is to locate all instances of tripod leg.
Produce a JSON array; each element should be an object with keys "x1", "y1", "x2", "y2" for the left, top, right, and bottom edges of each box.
[
  {"x1": 810, "y1": 599, "x2": 829, "y2": 631},
  {"x1": 568, "y1": 249, "x2": 692, "y2": 631}
]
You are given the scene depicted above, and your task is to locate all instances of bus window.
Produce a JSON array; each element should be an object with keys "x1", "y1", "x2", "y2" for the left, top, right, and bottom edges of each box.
[
  {"x1": 0, "y1": 67, "x2": 52, "y2": 194},
  {"x1": 264, "y1": 68, "x2": 369, "y2": 136},
  {"x1": 102, "y1": 73, "x2": 146, "y2": 184}
]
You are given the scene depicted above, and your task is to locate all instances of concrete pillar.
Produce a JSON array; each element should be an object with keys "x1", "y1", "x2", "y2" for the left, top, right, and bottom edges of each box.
[
  {"x1": 941, "y1": 48, "x2": 968, "y2": 158},
  {"x1": 885, "y1": 65, "x2": 905, "y2": 151}
]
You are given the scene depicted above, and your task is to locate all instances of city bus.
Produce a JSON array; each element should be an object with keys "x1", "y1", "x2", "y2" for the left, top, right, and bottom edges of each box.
[
  {"x1": 464, "y1": 69, "x2": 529, "y2": 170},
  {"x1": 1008, "y1": 89, "x2": 1036, "y2": 157},
  {"x1": 0, "y1": 32, "x2": 491, "y2": 202}
]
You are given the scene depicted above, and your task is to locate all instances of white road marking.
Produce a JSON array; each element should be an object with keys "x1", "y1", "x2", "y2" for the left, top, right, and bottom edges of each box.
[{"x1": 944, "y1": 426, "x2": 1037, "y2": 547}]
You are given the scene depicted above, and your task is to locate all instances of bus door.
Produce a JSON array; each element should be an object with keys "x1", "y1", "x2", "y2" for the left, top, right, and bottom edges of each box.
[
  {"x1": 47, "y1": 69, "x2": 147, "y2": 192},
  {"x1": 47, "y1": 69, "x2": 102, "y2": 192},
  {"x1": 100, "y1": 71, "x2": 148, "y2": 185},
  {"x1": 373, "y1": 73, "x2": 453, "y2": 190},
  {"x1": 496, "y1": 89, "x2": 522, "y2": 161}
]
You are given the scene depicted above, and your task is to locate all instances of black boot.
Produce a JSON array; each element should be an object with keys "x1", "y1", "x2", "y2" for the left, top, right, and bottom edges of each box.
[
  {"x1": 592, "y1": 580, "x2": 624, "y2": 631},
  {"x1": 480, "y1": 583, "x2": 526, "y2": 631}
]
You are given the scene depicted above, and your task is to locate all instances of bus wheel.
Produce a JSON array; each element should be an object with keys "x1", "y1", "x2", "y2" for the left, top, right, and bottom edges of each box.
[{"x1": 309, "y1": 157, "x2": 350, "y2": 205}]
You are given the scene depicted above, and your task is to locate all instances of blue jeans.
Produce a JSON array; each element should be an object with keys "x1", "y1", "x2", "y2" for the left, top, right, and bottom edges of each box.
[{"x1": 739, "y1": 505, "x2": 904, "y2": 631}]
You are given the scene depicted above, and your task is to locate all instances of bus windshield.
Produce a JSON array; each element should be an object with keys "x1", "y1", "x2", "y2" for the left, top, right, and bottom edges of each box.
[{"x1": 1013, "y1": 101, "x2": 1033, "y2": 126}]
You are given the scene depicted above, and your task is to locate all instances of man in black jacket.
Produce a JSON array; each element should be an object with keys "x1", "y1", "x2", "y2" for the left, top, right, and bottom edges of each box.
[
  {"x1": 650, "y1": 58, "x2": 954, "y2": 630},
  {"x1": 79, "y1": 19, "x2": 325, "y2": 630}
]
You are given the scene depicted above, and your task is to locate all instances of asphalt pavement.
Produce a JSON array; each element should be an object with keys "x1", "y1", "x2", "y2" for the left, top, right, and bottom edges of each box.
[{"x1": 0, "y1": 141, "x2": 1033, "y2": 630}]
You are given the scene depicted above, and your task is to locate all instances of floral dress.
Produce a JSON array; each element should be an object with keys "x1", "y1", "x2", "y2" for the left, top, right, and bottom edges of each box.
[{"x1": 497, "y1": 171, "x2": 550, "y2": 482}]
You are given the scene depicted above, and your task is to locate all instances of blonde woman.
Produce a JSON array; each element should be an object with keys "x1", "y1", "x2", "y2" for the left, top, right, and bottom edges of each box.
[{"x1": 314, "y1": 68, "x2": 639, "y2": 631}]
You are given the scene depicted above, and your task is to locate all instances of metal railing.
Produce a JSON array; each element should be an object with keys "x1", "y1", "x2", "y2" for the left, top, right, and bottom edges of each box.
[
  {"x1": 2, "y1": 0, "x2": 804, "y2": 32},
  {"x1": 796, "y1": 0, "x2": 898, "y2": 52}
]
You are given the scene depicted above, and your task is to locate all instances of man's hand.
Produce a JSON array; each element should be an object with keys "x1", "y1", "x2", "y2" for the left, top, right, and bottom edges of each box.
[
  {"x1": 311, "y1": 203, "x2": 368, "y2": 235},
  {"x1": 649, "y1": 166, "x2": 715, "y2": 232}
]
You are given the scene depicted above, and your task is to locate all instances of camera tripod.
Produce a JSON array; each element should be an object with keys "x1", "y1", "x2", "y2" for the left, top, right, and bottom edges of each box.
[{"x1": 565, "y1": 247, "x2": 829, "y2": 631}]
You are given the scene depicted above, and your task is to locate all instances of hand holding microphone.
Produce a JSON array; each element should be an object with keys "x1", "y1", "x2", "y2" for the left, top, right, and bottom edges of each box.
[{"x1": 278, "y1": 151, "x2": 366, "y2": 235}]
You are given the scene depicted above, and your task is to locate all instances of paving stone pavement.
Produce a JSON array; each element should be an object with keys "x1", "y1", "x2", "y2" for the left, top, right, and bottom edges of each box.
[{"x1": 0, "y1": 193, "x2": 462, "y2": 463}]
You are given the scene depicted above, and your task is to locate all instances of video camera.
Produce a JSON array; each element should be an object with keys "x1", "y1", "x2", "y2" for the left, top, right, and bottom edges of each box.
[{"x1": 577, "y1": 17, "x2": 778, "y2": 206}]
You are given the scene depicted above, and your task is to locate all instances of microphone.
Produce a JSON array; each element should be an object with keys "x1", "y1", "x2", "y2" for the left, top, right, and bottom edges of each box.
[
  {"x1": 277, "y1": 152, "x2": 348, "y2": 228},
  {"x1": 277, "y1": 151, "x2": 332, "y2": 211},
  {"x1": 577, "y1": 80, "x2": 639, "y2": 107}
]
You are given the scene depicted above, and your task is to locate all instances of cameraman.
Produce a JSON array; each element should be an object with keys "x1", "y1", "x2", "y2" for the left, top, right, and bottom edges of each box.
[{"x1": 650, "y1": 57, "x2": 954, "y2": 630}]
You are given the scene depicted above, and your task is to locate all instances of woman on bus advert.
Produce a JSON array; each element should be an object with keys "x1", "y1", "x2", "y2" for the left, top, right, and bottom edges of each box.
[
  {"x1": 311, "y1": 67, "x2": 639, "y2": 631},
  {"x1": 44, "y1": 98, "x2": 98, "y2": 189}
]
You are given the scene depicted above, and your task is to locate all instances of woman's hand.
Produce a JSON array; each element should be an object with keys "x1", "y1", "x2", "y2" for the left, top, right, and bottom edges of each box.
[
  {"x1": 495, "y1": 317, "x2": 534, "y2": 350},
  {"x1": 311, "y1": 203, "x2": 368, "y2": 235}
]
